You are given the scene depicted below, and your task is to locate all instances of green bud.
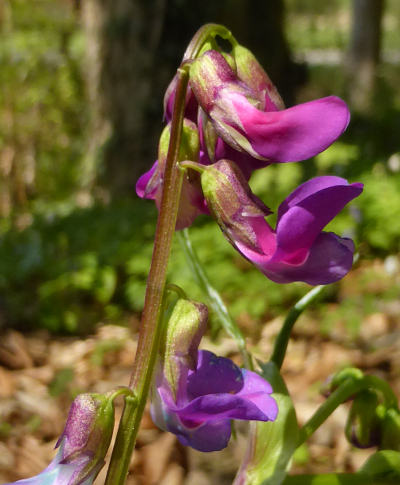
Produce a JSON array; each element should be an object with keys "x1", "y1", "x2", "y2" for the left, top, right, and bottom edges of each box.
[
  {"x1": 163, "y1": 298, "x2": 208, "y2": 400},
  {"x1": 159, "y1": 118, "x2": 200, "y2": 165},
  {"x1": 381, "y1": 408, "x2": 400, "y2": 451},
  {"x1": 59, "y1": 392, "x2": 116, "y2": 482},
  {"x1": 232, "y1": 44, "x2": 284, "y2": 110},
  {"x1": 190, "y1": 49, "x2": 254, "y2": 113},
  {"x1": 345, "y1": 389, "x2": 381, "y2": 448}
]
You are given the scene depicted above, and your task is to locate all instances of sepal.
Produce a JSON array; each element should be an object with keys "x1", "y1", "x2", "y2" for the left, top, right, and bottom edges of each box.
[
  {"x1": 232, "y1": 44, "x2": 284, "y2": 111},
  {"x1": 161, "y1": 298, "x2": 208, "y2": 400},
  {"x1": 345, "y1": 389, "x2": 381, "y2": 448},
  {"x1": 200, "y1": 159, "x2": 271, "y2": 252},
  {"x1": 234, "y1": 362, "x2": 299, "y2": 485}
]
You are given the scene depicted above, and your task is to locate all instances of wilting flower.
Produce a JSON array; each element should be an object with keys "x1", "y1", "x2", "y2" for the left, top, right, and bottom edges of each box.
[
  {"x1": 190, "y1": 50, "x2": 350, "y2": 168},
  {"x1": 151, "y1": 298, "x2": 278, "y2": 452},
  {"x1": 201, "y1": 160, "x2": 363, "y2": 285},
  {"x1": 5, "y1": 393, "x2": 114, "y2": 485}
]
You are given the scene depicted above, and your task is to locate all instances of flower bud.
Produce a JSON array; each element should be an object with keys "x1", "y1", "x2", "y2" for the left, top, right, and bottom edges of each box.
[
  {"x1": 232, "y1": 44, "x2": 284, "y2": 111},
  {"x1": 5, "y1": 393, "x2": 115, "y2": 485},
  {"x1": 381, "y1": 408, "x2": 400, "y2": 451},
  {"x1": 189, "y1": 50, "x2": 259, "y2": 113},
  {"x1": 163, "y1": 73, "x2": 198, "y2": 122},
  {"x1": 140, "y1": 118, "x2": 205, "y2": 230},
  {"x1": 59, "y1": 393, "x2": 114, "y2": 463},
  {"x1": 345, "y1": 390, "x2": 381, "y2": 448},
  {"x1": 200, "y1": 159, "x2": 271, "y2": 252},
  {"x1": 158, "y1": 118, "x2": 200, "y2": 172},
  {"x1": 162, "y1": 298, "x2": 208, "y2": 399}
]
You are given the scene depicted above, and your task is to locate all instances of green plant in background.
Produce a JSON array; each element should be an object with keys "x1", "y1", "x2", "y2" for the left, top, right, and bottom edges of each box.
[{"x1": 2, "y1": 21, "x2": 400, "y2": 485}]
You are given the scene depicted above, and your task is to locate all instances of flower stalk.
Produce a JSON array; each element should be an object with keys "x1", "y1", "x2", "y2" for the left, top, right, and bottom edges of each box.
[
  {"x1": 105, "y1": 24, "x2": 237, "y2": 484},
  {"x1": 270, "y1": 285, "x2": 325, "y2": 369},
  {"x1": 104, "y1": 65, "x2": 189, "y2": 485}
]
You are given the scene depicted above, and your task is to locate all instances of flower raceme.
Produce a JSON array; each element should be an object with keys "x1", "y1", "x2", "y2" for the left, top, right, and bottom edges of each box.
[
  {"x1": 151, "y1": 299, "x2": 278, "y2": 452},
  {"x1": 5, "y1": 393, "x2": 115, "y2": 485},
  {"x1": 189, "y1": 49, "x2": 350, "y2": 167},
  {"x1": 200, "y1": 160, "x2": 363, "y2": 285},
  {"x1": 137, "y1": 42, "x2": 351, "y2": 231}
]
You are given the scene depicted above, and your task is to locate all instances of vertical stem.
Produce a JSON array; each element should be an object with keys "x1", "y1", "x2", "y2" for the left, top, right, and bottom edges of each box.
[
  {"x1": 104, "y1": 66, "x2": 189, "y2": 485},
  {"x1": 270, "y1": 285, "x2": 325, "y2": 369}
]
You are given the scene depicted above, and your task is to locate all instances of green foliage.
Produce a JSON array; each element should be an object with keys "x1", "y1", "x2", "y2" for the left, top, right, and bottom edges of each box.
[
  {"x1": 49, "y1": 368, "x2": 75, "y2": 397},
  {"x1": 0, "y1": 0, "x2": 87, "y2": 211},
  {"x1": 1, "y1": 0, "x2": 400, "y2": 336}
]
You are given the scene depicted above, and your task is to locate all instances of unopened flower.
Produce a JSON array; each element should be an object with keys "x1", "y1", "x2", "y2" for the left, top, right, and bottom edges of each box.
[
  {"x1": 201, "y1": 160, "x2": 363, "y2": 285},
  {"x1": 164, "y1": 72, "x2": 199, "y2": 123},
  {"x1": 190, "y1": 50, "x2": 350, "y2": 167},
  {"x1": 136, "y1": 118, "x2": 207, "y2": 229},
  {"x1": 5, "y1": 393, "x2": 115, "y2": 485},
  {"x1": 345, "y1": 390, "x2": 381, "y2": 448},
  {"x1": 151, "y1": 298, "x2": 278, "y2": 451}
]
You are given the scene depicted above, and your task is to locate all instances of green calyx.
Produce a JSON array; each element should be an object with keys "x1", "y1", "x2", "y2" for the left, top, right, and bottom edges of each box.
[
  {"x1": 200, "y1": 160, "x2": 270, "y2": 251},
  {"x1": 162, "y1": 298, "x2": 208, "y2": 400},
  {"x1": 345, "y1": 389, "x2": 381, "y2": 448},
  {"x1": 159, "y1": 118, "x2": 200, "y2": 166}
]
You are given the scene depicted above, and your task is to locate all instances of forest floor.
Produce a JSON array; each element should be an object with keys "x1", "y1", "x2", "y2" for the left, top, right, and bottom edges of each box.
[{"x1": 0, "y1": 262, "x2": 399, "y2": 484}]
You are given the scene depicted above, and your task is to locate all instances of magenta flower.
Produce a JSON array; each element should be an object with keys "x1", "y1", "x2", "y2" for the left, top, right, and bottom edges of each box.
[
  {"x1": 152, "y1": 349, "x2": 278, "y2": 452},
  {"x1": 138, "y1": 46, "x2": 351, "y2": 231},
  {"x1": 4, "y1": 394, "x2": 114, "y2": 485},
  {"x1": 201, "y1": 160, "x2": 363, "y2": 285},
  {"x1": 190, "y1": 50, "x2": 350, "y2": 168},
  {"x1": 163, "y1": 72, "x2": 199, "y2": 123}
]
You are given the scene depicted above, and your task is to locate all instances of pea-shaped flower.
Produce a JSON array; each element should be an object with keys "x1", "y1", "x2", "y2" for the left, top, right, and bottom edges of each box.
[
  {"x1": 4, "y1": 393, "x2": 115, "y2": 485},
  {"x1": 200, "y1": 160, "x2": 363, "y2": 285},
  {"x1": 190, "y1": 50, "x2": 350, "y2": 168},
  {"x1": 151, "y1": 298, "x2": 278, "y2": 451}
]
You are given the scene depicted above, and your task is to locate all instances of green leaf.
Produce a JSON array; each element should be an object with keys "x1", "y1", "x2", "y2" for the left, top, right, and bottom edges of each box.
[
  {"x1": 235, "y1": 362, "x2": 299, "y2": 485},
  {"x1": 360, "y1": 450, "x2": 400, "y2": 481}
]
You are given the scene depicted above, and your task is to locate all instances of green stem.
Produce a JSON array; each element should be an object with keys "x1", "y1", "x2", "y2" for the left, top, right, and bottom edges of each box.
[
  {"x1": 270, "y1": 285, "x2": 325, "y2": 369},
  {"x1": 298, "y1": 378, "x2": 365, "y2": 446},
  {"x1": 104, "y1": 66, "x2": 189, "y2": 485},
  {"x1": 363, "y1": 375, "x2": 399, "y2": 408},
  {"x1": 182, "y1": 23, "x2": 237, "y2": 62},
  {"x1": 177, "y1": 228, "x2": 253, "y2": 370},
  {"x1": 282, "y1": 473, "x2": 395, "y2": 485}
]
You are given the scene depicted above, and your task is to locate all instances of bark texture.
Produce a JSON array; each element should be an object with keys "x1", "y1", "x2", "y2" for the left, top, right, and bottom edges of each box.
[{"x1": 347, "y1": 0, "x2": 385, "y2": 112}]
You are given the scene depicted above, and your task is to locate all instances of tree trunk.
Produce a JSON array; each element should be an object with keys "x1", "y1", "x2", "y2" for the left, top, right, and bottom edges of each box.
[
  {"x1": 81, "y1": 0, "x2": 167, "y2": 195},
  {"x1": 82, "y1": 0, "x2": 299, "y2": 195},
  {"x1": 346, "y1": 0, "x2": 385, "y2": 113}
]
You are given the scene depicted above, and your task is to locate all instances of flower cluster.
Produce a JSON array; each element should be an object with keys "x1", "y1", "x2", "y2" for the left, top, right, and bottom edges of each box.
[
  {"x1": 137, "y1": 41, "x2": 363, "y2": 285},
  {"x1": 151, "y1": 298, "x2": 278, "y2": 452}
]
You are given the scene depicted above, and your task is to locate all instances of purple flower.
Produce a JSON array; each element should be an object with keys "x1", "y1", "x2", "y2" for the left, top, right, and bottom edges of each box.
[
  {"x1": 164, "y1": 72, "x2": 199, "y2": 123},
  {"x1": 4, "y1": 394, "x2": 114, "y2": 485},
  {"x1": 201, "y1": 160, "x2": 363, "y2": 285},
  {"x1": 190, "y1": 50, "x2": 350, "y2": 168},
  {"x1": 152, "y1": 350, "x2": 278, "y2": 452},
  {"x1": 151, "y1": 297, "x2": 277, "y2": 452},
  {"x1": 136, "y1": 119, "x2": 208, "y2": 229}
]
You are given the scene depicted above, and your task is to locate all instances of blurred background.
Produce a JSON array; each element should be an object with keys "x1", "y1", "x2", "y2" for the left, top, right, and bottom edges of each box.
[{"x1": 0, "y1": 0, "x2": 399, "y2": 483}]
